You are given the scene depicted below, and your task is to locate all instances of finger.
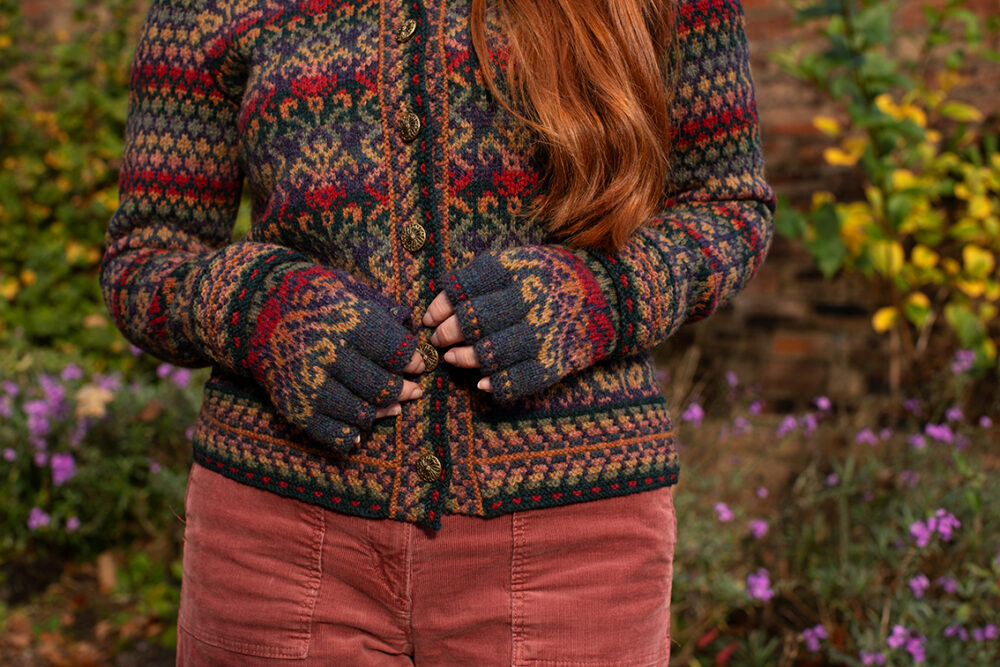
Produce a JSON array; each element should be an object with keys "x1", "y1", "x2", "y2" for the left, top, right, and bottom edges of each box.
[
  {"x1": 397, "y1": 379, "x2": 424, "y2": 402},
  {"x1": 330, "y1": 345, "x2": 406, "y2": 408},
  {"x1": 430, "y1": 313, "x2": 466, "y2": 347},
  {"x1": 422, "y1": 290, "x2": 454, "y2": 327},
  {"x1": 442, "y1": 345, "x2": 479, "y2": 368},
  {"x1": 477, "y1": 376, "x2": 492, "y2": 392},
  {"x1": 473, "y1": 321, "x2": 538, "y2": 375},
  {"x1": 446, "y1": 286, "x2": 529, "y2": 345},
  {"x1": 302, "y1": 411, "x2": 361, "y2": 454},
  {"x1": 375, "y1": 402, "x2": 403, "y2": 419},
  {"x1": 346, "y1": 303, "x2": 418, "y2": 374},
  {"x1": 314, "y1": 377, "x2": 379, "y2": 431},
  {"x1": 403, "y1": 349, "x2": 425, "y2": 374}
]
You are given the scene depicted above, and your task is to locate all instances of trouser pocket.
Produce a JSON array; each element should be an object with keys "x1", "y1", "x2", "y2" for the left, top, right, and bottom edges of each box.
[{"x1": 178, "y1": 464, "x2": 326, "y2": 659}]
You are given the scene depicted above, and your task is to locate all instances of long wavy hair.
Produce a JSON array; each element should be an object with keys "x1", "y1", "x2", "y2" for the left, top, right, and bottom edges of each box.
[{"x1": 469, "y1": 0, "x2": 678, "y2": 253}]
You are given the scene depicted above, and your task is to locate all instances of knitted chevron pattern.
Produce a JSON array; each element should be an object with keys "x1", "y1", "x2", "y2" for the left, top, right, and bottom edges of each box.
[{"x1": 100, "y1": 0, "x2": 776, "y2": 530}]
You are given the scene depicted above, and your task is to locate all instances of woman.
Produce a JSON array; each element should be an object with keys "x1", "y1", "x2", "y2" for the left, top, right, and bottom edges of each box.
[{"x1": 101, "y1": 0, "x2": 774, "y2": 663}]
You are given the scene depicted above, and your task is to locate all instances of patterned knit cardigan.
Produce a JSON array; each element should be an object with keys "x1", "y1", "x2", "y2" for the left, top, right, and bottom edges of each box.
[{"x1": 100, "y1": 0, "x2": 776, "y2": 530}]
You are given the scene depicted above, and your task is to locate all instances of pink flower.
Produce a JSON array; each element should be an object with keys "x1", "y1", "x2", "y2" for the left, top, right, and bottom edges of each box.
[
  {"x1": 28, "y1": 507, "x2": 50, "y2": 531},
  {"x1": 908, "y1": 573, "x2": 929, "y2": 598},
  {"x1": 749, "y1": 519, "x2": 769, "y2": 539},
  {"x1": 682, "y1": 402, "x2": 704, "y2": 427},
  {"x1": 65, "y1": 516, "x2": 81, "y2": 533},
  {"x1": 756, "y1": 486, "x2": 768, "y2": 499},
  {"x1": 747, "y1": 568, "x2": 774, "y2": 601},
  {"x1": 776, "y1": 415, "x2": 797, "y2": 437},
  {"x1": 50, "y1": 452, "x2": 77, "y2": 486},
  {"x1": 714, "y1": 502, "x2": 734, "y2": 522},
  {"x1": 813, "y1": 396, "x2": 831, "y2": 411},
  {"x1": 855, "y1": 427, "x2": 878, "y2": 445}
]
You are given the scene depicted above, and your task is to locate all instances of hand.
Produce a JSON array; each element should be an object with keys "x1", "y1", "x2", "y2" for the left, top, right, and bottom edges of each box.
[
  {"x1": 422, "y1": 291, "x2": 493, "y2": 393},
  {"x1": 247, "y1": 263, "x2": 429, "y2": 453}
]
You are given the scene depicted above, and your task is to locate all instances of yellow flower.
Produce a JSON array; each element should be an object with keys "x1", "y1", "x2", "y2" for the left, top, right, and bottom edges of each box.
[
  {"x1": 813, "y1": 116, "x2": 840, "y2": 136},
  {"x1": 0, "y1": 277, "x2": 19, "y2": 301},
  {"x1": 892, "y1": 169, "x2": 917, "y2": 190},
  {"x1": 872, "y1": 306, "x2": 898, "y2": 333},
  {"x1": 20, "y1": 269, "x2": 36, "y2": 286},
  {"x1": 911, "y1": 245, "x2": 939, "y2": 269}
]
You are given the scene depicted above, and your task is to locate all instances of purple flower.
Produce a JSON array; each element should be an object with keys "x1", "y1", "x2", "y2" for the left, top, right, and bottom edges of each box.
[
  {"x1": 813, "y1": 396, "x2": 831, "y2": 411},
  {"x1": 23, "y1": 399, "x2": 52, "y2": 438},
  {"x1": 756, "y1": 486, "x2": 769, "y2": 499},
  {"x1": 984, "y1": 625, "x2": 998, "y2": 640},
  {"x1": 909, "y1": 573, "x2": 930, "y2": 598},
  {"x1": 34, "y1": 451, "x2": 48, "y2": 467},
  {"x1": 50, "y1": 452, "x2": 77, "y2": 486},
  {"x1": 732, "y1": 416, "x2": 751, "y2": 436},
  {"x1": 826, "y1": 473, "x2": 840, "y2": 487},
  {"x1": 945, "y1": 405, "x2": 964, "y2": 422},
  {"x1": 799, "y1": 413, "x2": 818, "y2": 437},
  {"x1": 156, "y1": 363, "x2": 173, "y2": 379},
  {"x1": 746, "y1": 568, "x2": 774, "y2": 601},
  {"x1": 899, "y1": 470, "x2": 920, "y2": 487},
  {"x1": 903, "y1": 397, "x2": 921, "y2": 415},
  {"x1": 149, "y1": 458, "x2": 162, "y2": 475},
  {"x1": 68, "y1": 418, "x2": 89, "y2": 448},
  {"x1": 907, "y1": 433, "x2": 927, "y2": 450},
  {"x1": 27, "y1": 507, "x2": 50, "y2": 531},
  {"x1": 0, "y1": 395, "x2": 11, "y2": 419},
  {"x1": 65, "y1": 516, "x2": 80, "y2": 533},
  {"x1": 185, "y1": 426, "x2": 195, "y2": 441},
  {"x1": 888, "y1": 625, "x2": 927, "y2": 661},
  {"x1": 910, "y1": 520, "x2": 934, "y2": 547},
  {"x1": 749, "y1": 519, "x2": 769, "y2": 539},
  {"x1": 171, "y1": 368, "x2": 193, "y2": 389},
  {"x1": 714, "y1": 502, "x2": 734, "y2": 522},
  {"x1": 748, "y1": 399, "x2": 764, "y2": 415},
  {"x1": 980, "y1": 416, "x2": 993, "y2": 428},
  {"x1": 879, "y1": 427, "x2": 892, "y2": 440},
  {"x1": 860, "y1": 650, "x2": 886, "y2": 665},
  {"x1": 682, "y1": 402, "x2": 704, "y2": 427},
  {"x1": 60, "y1": 363, "x2": 84, "y2": 382},
  {"x1": 725, "y1": 370, "x2": 738, "y2": 388},
  {"x1": 863, "y1": 490, "x2": 874, "y2": 501},
  {"x1": 128, "y1": 343, "x2": 144, "y2": 357},
  {"x1": 93, "y1": 371, "x2": 123, "y2": 393},
  {"x1": 934, "y1": 508, "x2": 961, "y2": 540},
  {"x1": 925, "y1": 423, "x2": 954, "y2": 444},
  {"x1": 1, "y1": 380, "x2": 19, "y2": 396},
  {"x1": 801, "y1": 624, "x2": 827, "y2": 651},
  {"x1": 950, "y1": 348, "x2": 975, "y2": 374},
  {"x1": 855, "y1": 427, "x2": 878, "y2": 445},
  {"x1": 936, "y1": 576, "x2": 957, "y2": 594},
  {"x1": 2, "y1": 447, "x2": 15, "y2": 462},
  {"x1": 776, "y1": 414, "x2": 797, "y2": 437},
  {"x1": 944, "y1": 625, "x2": 968, "y2": 641}
]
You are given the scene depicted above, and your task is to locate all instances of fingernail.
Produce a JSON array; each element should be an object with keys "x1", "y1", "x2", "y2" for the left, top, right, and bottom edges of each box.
[
  {"x1": 477, "y1": 378, "x2": 487, "y2": 391},
  {"x1": 354, "y1": 434, "x2": 361, "y2": 444},
  {"x1": 412, "y1": 388, "x2": 424, "y2": 399},
  {"x1": 389, "y1": 404, "x2": 402, "y2": 415},
  {"x1": 444, "y1": 350, "x2": 456, "y2": 363}
]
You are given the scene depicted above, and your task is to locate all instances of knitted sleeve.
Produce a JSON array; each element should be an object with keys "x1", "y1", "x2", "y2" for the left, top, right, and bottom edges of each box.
[
  {"x1": 99, "y1": 0, "x2": 415, "y2": 377},
  {"x1": 441, "y1": 0, "x2": 775, "y2": 401}
]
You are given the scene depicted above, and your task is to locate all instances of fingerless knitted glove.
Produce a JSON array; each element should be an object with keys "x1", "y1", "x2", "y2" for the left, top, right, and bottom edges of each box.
[
  {"x1": 441, "y1": 245, "x2": 622, "y2": 402},
  {"x1": 244, "y1": 260, "x2": 419, "y2": 453}
]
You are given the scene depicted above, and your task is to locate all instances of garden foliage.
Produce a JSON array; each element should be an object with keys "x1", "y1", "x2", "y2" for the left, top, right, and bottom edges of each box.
[{"x1": 774, "y1": 0, "x2": 1000, "y2": 381}]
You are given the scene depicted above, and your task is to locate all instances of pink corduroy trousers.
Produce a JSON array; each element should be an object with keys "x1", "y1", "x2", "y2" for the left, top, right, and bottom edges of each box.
[{"x1": 175, "y1": 462, "x2": 678, "y2": 666}]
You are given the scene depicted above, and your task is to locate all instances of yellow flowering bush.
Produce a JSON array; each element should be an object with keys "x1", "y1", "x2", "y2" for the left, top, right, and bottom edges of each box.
[{"x1": 776, "y1": 0, "x2": 1000, "y2": 380}]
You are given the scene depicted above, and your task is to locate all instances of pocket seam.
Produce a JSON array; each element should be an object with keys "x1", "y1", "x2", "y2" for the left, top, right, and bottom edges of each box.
[{"x1": 178, "y1": 470, "x2": 326, "y2": 659}]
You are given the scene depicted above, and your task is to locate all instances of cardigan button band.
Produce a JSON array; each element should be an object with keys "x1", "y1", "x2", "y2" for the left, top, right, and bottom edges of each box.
[
  {"x1": 397, "y1": 111, "x2": 421, "y2": 143},
  {"x1": 395, "y1": 18, "x2": 417, "y2": 44},
  {"x1": 417, "y1": 340, "x2": 439, "y2": 372},
  {"x1": 401, "y1": 220, "x2": 427, "y2": 252},
  {"x1": 416, "y1": 453, "x2": 442, "y2": 483}
]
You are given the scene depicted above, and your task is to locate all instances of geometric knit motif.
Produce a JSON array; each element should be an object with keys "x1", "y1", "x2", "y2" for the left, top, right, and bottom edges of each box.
[{"x1": 100, "y1": 0, "x2": 776, "y2": 530}]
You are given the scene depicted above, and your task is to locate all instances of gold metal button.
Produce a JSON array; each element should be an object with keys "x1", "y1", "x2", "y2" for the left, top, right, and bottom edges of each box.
[
  {"x1": 397, "y1": 111, "x2": 421, "y2": 143},
  {"x1": 396, "y1": 18, "x2": 417, "y2": 44},
  {"x1": 417, "y1": 341, "x2": 439, "y2": 372},
  {"x1": 416, "y1": 453, "x2": 442, "y2": 483},
  {"x1": 401, "y1": 221, "x2": 427, "y2": 252}
]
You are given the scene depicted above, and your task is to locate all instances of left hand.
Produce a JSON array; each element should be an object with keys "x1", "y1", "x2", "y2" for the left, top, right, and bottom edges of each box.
[{"x1": 422, "y1": 291, "x2": 493, "y2": 392}]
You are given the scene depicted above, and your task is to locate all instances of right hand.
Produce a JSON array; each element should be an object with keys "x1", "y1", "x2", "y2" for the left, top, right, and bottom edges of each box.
[{"x1": 373, "y1": 350, "x2": 425, "y2": 420}]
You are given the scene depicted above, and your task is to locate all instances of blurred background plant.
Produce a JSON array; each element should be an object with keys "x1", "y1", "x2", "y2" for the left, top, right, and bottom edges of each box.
[
  {"x1": 0, "y1": 0, "x2": 998, "y2": 664},
  {"x1": 774, "y1": 0, "x2": 1000, "y2": 392}
]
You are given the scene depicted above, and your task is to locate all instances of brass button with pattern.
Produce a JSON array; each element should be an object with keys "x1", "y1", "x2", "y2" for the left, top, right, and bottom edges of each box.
[
  {"x1": 401, "y1": 221, "x2": 427, "y2": 252},
  {"x1": 397, "y1": 111, "x2": 421, "y2": 143},
  {"x1": 396, "y1": 18, "x2": 417, "y2": 44},
  {"x1": 416, "y1": 453, "x2": 442, "y2": 483},
  {"x1": 417, "y1": 340, "x2": 439, "y2": 372}
]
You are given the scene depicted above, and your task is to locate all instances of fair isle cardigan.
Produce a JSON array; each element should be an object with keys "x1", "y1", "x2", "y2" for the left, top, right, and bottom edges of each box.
[{"x1": 100, "y1": 0, "x2": 775, "y2": 530}]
